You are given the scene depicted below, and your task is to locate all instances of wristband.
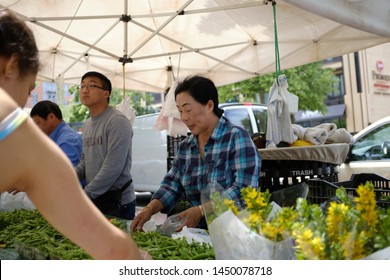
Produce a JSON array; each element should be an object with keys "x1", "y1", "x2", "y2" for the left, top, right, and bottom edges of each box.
[{"x1": 0, "y1": 108, "x2": 28, "y2": 141}]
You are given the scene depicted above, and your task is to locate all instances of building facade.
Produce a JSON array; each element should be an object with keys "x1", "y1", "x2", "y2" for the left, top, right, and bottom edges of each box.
[
  {"x1": 295, "y1": 42, "x2": 390, "y2": 134},
  {"x1": 343, "y1": 42, "x2": 390, "y2": 133}
]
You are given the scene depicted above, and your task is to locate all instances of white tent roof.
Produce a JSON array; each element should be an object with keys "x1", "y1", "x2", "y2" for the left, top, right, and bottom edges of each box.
[{"x1": 1, "y1": 0, "x2": 389, "y2": 92}]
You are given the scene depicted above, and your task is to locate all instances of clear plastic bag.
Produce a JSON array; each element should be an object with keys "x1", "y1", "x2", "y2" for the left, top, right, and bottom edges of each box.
[
  {"x1": 0, "y1": 192, "x2": 35, "y2": 211},
  {"x1": 159, "y1": 213, "x2": 186, "y2": 236}
]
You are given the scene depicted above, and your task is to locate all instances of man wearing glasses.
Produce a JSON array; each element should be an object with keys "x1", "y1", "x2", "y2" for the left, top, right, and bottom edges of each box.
[{"x1": 75, "y1": 71, "x2": 136, "y2": 220}]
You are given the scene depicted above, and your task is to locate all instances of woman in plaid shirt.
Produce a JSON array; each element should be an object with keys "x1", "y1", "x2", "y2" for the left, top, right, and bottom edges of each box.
[{"x1": 131, "y1": 75, "x2": 261, "y2": 232}]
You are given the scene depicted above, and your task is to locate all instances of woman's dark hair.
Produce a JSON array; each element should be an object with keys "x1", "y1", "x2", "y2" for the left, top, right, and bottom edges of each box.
[
  {"x1": 174, "y1": 75, "x2": 224, "y2": 118},
  {"x1": 30, "y1": 100, "x2": 63, "y2": 120},
  {"x1": 0, "y1": 10, "x2": 40, "y2": 76}
]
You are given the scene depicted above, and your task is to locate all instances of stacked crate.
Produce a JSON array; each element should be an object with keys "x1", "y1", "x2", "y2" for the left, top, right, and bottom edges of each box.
[{"x1": 167, "y1": 135, "x2": 187, "y2": 171}]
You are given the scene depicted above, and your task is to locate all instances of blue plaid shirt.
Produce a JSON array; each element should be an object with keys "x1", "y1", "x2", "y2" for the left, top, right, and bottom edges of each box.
[{"x1": 152, "y1": 117, "x2": 262, "y2": 214}]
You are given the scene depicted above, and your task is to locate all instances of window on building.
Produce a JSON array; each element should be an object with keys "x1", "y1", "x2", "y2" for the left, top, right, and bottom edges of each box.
[
  {"x1": 45, "y1": 91, "x2": 56, "y2": 102},
  {"x1": 31, "y1": 92, "x2": 38, "y2": 106}
]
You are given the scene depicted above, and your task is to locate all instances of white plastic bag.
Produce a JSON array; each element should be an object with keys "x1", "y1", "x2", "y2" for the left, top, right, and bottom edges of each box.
[
  {"x1": 363, "y1": 246, "x2": 390, "y2": 260},
  {"x1": 172, "y1": 226, "x2": 212, "y2": 245},
  {"x1": 266, "y1": 75, "x2": 295, "y2": 146},
  {"x1": 116, "y1": 95, "x2": 136, "y2": 125},
  {"x1": 154, "y1": 81, "x2": 188, "y2": 137},
  {"x1": 0, "y1": 192, "x2": 35, "y2": 211}
]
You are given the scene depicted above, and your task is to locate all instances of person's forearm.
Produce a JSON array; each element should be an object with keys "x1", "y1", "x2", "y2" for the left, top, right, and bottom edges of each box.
[
  {"x1": 143, "y1": 199, "x2": 164, "y2": 215},
  {"x1": 22, "y1": 126, "x2": 140, "y2": 259},
  {"x1": 29, "y1": 168, "x2": 141, "y2": 259}
]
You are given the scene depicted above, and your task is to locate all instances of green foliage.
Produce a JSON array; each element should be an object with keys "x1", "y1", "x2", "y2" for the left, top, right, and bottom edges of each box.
[{"x1": 217, "y1": 62, "x2": 338, "y2": 114}]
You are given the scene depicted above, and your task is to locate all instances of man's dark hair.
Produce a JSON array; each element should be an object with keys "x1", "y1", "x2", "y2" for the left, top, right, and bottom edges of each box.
[
  {"x1": 175, "y1": 75, "x2": 224, "y2": 118},
  {"x1": 81, "y1": 71, "x2": 112, "y2": 93},
  {"x1": 30, "y1": 100, "x2": 62, "y2": 120}
]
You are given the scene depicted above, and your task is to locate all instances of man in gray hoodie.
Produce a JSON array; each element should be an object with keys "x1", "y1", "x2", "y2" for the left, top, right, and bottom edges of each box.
[{"x1": 75, "y1": 71, "x2": 136, "y2": 220}]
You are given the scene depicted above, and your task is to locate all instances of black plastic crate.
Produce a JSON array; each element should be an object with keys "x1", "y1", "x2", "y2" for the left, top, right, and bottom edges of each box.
[
  {"x1": 167, "y1": 156, "x2": 174, "y2": 172},
  {"x1": 259, "y1": 159, "x2": 339, "y2": 193},
  {"x1": 166, "y1": 135, "x2": 187, "y2": 171},
  {"x1": 167, "y1": 135, "x2": 186, "y2": 157},
  {"x1": 307, "y1": 173, "x2": 390, "y2": 208},
  {"x1": 340, "y1": 173, "x2": 389, "y2": 191},
  {"x1": 306, "y1": 178, "x2": 341, "y2": 205}
]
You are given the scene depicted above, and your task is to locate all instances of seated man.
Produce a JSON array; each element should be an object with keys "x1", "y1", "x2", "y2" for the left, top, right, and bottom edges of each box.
[{"x1": 30, "y1": 100, "x2": 83, "y2": 166}]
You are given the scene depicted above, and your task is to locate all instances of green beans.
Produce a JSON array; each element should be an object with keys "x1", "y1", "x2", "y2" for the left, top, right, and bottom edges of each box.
[
  {"x1": 131, "y1": 231, "x2": 215, "y2": 260},
  {"x1": 0, "y1": 209, "x2": 215, "y2": 260},
  {"x1": 0, "y1": 209, "x2": 91, "y2": 260}
]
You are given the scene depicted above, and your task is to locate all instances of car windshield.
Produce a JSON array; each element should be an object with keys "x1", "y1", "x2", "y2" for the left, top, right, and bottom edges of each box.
[
  {"x1": 252, "y1": 107, "x2": 267, "y2": 134},
  {"x1": 223, "y1": 107, "x2": 253, "y2": 135},
  {"x1": 350, "y1": 123, "x2": 390, "y2": 160}
]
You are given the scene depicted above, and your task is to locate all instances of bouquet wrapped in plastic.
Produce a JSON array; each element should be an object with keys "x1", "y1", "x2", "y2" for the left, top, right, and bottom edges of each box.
[
  {"x1": 202, "y1": 181, "x2": 390, "y2": 260},
  {"x1": 201, "y1": 182, "x2": 296, "y2": 260}
]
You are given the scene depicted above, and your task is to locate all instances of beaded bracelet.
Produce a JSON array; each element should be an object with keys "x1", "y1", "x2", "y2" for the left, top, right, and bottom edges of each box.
[{"x1": 0, "y1": 108, "x2": 28, "y2": 141}]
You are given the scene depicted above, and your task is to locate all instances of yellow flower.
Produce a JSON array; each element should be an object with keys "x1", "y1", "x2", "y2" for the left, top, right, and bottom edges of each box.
[
  {"x1": 311, "y1": 237, "x2": 326, "y2": 259},
  {"x1": 211, "y1": 183, "x2": 388, "y2": 260},
  {"x1": 293, "y1": 228, "x2": 325, "y2": 260},
  {"x1": 342, "y1": 231, "x2": 366, "y2": 260},
  {"x1": 244, "y1": 187, "x2": 258, "y2": 199},
  {"x1": 302, "y1": 229, "x2": 313, "y2": 240},
  {"x1": 355, "y1": 183, "x2": 378, "y2": 230},
  {"x1": 245, "y1": 199, "x2": 253, "y2": 209},
  {"x1": 261, "y1": 222, "x2": 277, "y2": 240},
  {"x1": 326, "y1": 202, "x2": 349, "y2": 240},
  {"x1": 255, "y1": 195, "x2": 267, "y2": 208},
  {"x1": 248, "y1": 212, "x2": 262, "y2": 228},
  {"x1": 223, "y1": 198, "x2": 239, "y2": 215}
]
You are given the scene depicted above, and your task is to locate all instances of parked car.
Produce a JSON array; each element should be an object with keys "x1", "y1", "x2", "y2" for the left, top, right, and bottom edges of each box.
[
  {"x1": 338, "y1": 116, "x2": 390, "y2": 181},
  {"x1": 132, "y1": 103, "x2": 267, "y2": 193}
]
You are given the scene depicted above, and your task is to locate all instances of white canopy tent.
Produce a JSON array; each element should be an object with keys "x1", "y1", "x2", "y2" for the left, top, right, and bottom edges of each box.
[{"x1": 1, "y1": 0, "x2": 389, "y2": 93}]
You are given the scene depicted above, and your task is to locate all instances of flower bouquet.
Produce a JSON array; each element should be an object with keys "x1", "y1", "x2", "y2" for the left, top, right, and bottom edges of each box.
[{"x1": 203, "y1": 181, "x2": 390, "y2": 260}]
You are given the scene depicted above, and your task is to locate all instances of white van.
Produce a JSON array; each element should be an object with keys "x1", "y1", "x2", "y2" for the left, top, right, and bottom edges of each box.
[{"x1": 132, "y1": 103, "x2": 268, "y2": 193}]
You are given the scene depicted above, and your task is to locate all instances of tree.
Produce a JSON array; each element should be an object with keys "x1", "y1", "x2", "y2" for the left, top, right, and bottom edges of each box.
[
  {"x1": 68, "y1": 86, "x2": 156, "y2": 123},
  {"x1": 217, "y1": 61, "x2": 338, "y2": 114}
]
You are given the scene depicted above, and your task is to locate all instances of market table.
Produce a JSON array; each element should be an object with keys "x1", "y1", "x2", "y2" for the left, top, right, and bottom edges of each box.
[{"x1": 258, "y1": 143, "x2": 350, "y2": 192}]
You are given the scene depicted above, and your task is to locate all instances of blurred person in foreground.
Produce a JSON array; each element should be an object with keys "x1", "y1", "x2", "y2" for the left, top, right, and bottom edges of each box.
[
  {"x1": 30, "y1": 100, "x2": 82, "y2": 166},
  {"x1": 75, "y1": 71, "x2": 136, "y2": 220},
  {"x1": 131, "y1": 75, "x2": 262, "y2": 233},
  {"x1": 0, "y1": 9, "x2": 146, "y2": 260}
]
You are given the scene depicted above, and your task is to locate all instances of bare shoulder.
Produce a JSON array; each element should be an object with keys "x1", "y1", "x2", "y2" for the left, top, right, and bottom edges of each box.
[{"x1": 0, "y1": 88, "x2": 18, "y2": 121}]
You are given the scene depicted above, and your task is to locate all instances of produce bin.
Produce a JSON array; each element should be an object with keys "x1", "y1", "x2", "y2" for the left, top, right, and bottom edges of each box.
[
  {"x1": 167, "y1": 135, "x2": 187, "y2": 171},
  {"x1": 306, "y1": 173, "x2": 390, "y2": 208},
  {"x1": 258, "y1": 143, "x2": 350, "y2": 192}
]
